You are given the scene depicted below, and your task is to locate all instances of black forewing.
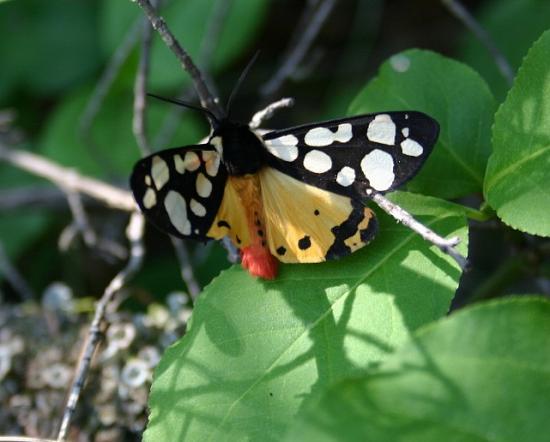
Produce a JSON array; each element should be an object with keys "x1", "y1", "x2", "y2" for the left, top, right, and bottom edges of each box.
[
  {"x1": 261, "y1": 111, "x2": 439, "y2": 199},
  {"x1": 130, "y1": 145, "x2": 227, "y2": 241}
]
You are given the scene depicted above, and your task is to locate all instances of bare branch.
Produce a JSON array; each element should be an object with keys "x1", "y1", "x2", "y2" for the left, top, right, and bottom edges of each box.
[
  {"x1": 0, "y1": 437, "x2": 57, "y2": 442},
  {"x1": 133, "y1": 12, "x2": 155, "y2": 156},
  {"x1": 63, "y1": 189, "x2": 98, "y2": 247},
  {"x1": 0, "y1": 144, "x2": 135, "y2": 211},
  {"x1": 371, "y1": 192, "x2": 468, "y2": 269},
  {"x1": 170, "y1": 237, "x2": 201, "y2": 300},
  {"x1": 56, "y1": 212, "x2": 145, "y2": 442},
  {"x1": 441, "y1": 0, "x2": 514, "y2": 86},
  {"x1": 79, "y1": 18, "x2": 142, "y2": 144},
  {"x1": 152, "y1": 0, "x2": 231, "y2": 149},
  {"x1": 0, "y1": 242, "x2": 35, "y2": 301},
  {"x1": 261, "y1": 0, "x2": 337, "y2": 96},
  {"x1": 0, "y1": 186, "x2": 74, "y2": 210},
  {"x1": 133, "y1": 0, "x2": 224, "y2": 119},
  {"x1": 249, "y1": 97, "x2": 295, "y2": 130}
]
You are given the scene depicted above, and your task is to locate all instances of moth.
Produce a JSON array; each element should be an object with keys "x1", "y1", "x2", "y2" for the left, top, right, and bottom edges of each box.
[{"x1": 130, "y1": 97, "x2": 439, "y2": 279}]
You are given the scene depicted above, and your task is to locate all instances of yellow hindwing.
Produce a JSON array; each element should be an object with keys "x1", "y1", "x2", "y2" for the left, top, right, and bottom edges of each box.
[{"x1": 259, "y1": 167, "x2": 377, "y2": 263}]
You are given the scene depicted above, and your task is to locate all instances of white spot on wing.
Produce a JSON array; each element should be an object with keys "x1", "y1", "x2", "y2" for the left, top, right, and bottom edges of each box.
[
  {"x1": 367, "y1": 114, "x2": 396, "y2": 146},
  {"x1": 303, "y1": 150, "x2": 332, "y2": 173},
  {"x1": 264, "y1": 135, "x2": 299, "y2": 162},
  {"x1": 164, "y1": 191, "x2": 191, "y2": 235},
  {"x1": 304, "y1": 123, "x2": 353, "y2": 146},
  {"x1": 143, "y1": 188, "x2": 157, "y2": 208},
  {"x1": 184, "y1": 151, "x2": 201, "y2": 171},
  {"x1": 401, "y1": 127, "x2": 410, "y2": 137},
  {"x1": 196, "y1": 173, "x2": 212, "y2": 198},
  {"x1": 211, "y1": 136, "x2": 223, "y2": 154},
  {"x1": 151, "y1": 156, "x2": 169, "y2": 190},
  {"x1": 401, "y1": 138, "x2": 423, "y2": 157},
  {"x1": 145, "y1": 175, "x2": 151, "y2": 186},
  {"x1": 336, "y1": 166, "x2": 355, "y2": 187},
  {"x1": 190, "y1": 199, "x2": 206, "y2": 217},
  {"x1": 360, "y1": 149, "x2": 395, "y2": 191},
  {"x1": 174, "y1": 151, "x2": 201, "y2": 174},
  {"x1": 202, "y1": 151, "x2": 221, "y2": 177}
]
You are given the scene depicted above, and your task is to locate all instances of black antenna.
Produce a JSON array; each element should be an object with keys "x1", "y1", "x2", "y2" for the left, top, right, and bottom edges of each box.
[
  {"x1": 146, "y1": 93, "x2": 220, "y2": 125},
  {"x1": 226, "y1": 51, "x2": 260, "y2": 117}
]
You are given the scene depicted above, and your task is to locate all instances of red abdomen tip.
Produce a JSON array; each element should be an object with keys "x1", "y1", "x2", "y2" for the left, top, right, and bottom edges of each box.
[{"x1": 241, "y1": 245, "x2": 278, "y2": 279}]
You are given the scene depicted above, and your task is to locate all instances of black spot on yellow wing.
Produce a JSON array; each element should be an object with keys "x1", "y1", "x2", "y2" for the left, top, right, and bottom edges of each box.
[
  {"x1": 298, "y1": 235, "x2": 312, "y2": 250},
  {"x1": 326, "y1": 200, "x2": 377, "y2": 260},
  {"x1": 217, "y1": 220, "x2": 231, "y2": 229},
  {"x1": 260, "y1": 168, "x2": 378, "y2": 263}
]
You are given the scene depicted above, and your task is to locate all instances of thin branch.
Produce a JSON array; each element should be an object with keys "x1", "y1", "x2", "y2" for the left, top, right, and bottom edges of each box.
[
  {"x1": 133, "y1": 0, "x2": 224, "y2": 119},
  {"x1": 63, "y1": 189, "x2": 98, "y2": 247},
  {"x1": 441, "y1": 0, "x2": 514, "y2": 86},
  {"x1": 0, "y1": 144, "x2": 135, "y2": 211},
  {"x1": 133, "y1": 12, "x2": 155, "y2": 156},
  {"x1": 0, "y1": 186, "x2": 68, "y2": 210},
  {"x1": 79, "y1": 19, "x2": 142, "y2": 138},
  {"x1": 170, "y1": 237, "x2": 201, "y2": 300},
  {"x1": 0, "y1": 242, "x2": 35, "y2": 301},
  {"x1": 249, "y1": 97, "x2": 295, "y2": 130},
  {"x1": 152, "y1": 0, "x2": 231, "y2": 149},
  {"x1": 371, "y1": 192, "x2": 468, "y2": 269},
  {"x1": 0, "y1": 437, "x2": 57, "y2": 442},
  {"x1": 56, "y1": 212, "x2": 145, "y2": 442},
  {"x1": 261, "y1": 0, "x2": 337, "y2": 96}
]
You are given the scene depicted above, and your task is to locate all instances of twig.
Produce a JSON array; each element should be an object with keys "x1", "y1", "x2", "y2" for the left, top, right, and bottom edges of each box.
[
  {"x1": 441, "y1": 0, "x2": 514, "y2": 86},
  {"x1": 0, "y1": 186, "x2": 68, "y2": 210},
  {"x1": 0, "y1": 242, "x2": 35, "y2": 301},
  {"x1": 133, "y1": 11, "x2": 155, "y2": 156},
  {"x1": 0, "y1": 437, "x2": 57, "y2": 442},
  {"x1": 79, "y1": 19, "x2": 143, "y2": 175},
  {"x1": 249, "y1": 97, "x2": 295, "y2": 130},
  {"x1": 261, "y1": 0, "x2": 337, "y2": 96},
  {"x1": 170, "y1": 237, "x2": 201, "y2": 300},
  {"x1": 63, "y1": 189, "x2": 97, "y2": 247},
  {"x1": 133, "y1": 0, "x2": 224, "y2": 119},
  {"x1": 370, "y1": 192, "x2": 467, "y2": 269},
  {"x1": 56, "y1": 212, "x2": 145, "y2": 442},
  {"x1": 0, "y1": 144, "x2": 135, "y2": 211},
  {"x1": 152, "y1": 0, "x2": 231, "y2": 149}
]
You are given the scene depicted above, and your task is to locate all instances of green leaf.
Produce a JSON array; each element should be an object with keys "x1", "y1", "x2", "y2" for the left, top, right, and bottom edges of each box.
[
  {"x1": 459, "y1": 0, "x2": 550, "y2": 101},
  {"x1": 144, "y1": 193, "x2": 467, "y2": 442},
  {"x1": 286, "y1": 296, "x2": 550, "y2": 442},
  {"x1": 0, "y1": 0, "x2": 101, "y2": 96},
  {"x1": 39, "y1": 89, "x2": 204, "y2": 177},
  {"x1": 484, "y1": 29, "x2": 550, "y2": 237},
  {"x1": 350, "y1": 49, "x2": 496, "y2": 199},
  {"x1": 101, "y1": 0, "x2": 270, "y2": 90}
]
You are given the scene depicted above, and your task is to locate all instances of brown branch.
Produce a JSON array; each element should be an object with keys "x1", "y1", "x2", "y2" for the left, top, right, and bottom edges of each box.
[
  {"x1": 56, "y1": 212, "x2": 145, "y2": 441},
  {"x1": 170, "y1": 237, "x2": 201, "y2": 300},
  {"x1": 79, "y1": 19, "x2": 143, "y2": 174},
  {"x1": 261, "y1": 0, "x2": 337, "y2": 96},
  {"x1": 0, "y1": 144, "x2": 135, "y2": 211},
  {"x1": 133, "y1": 11, "x2": 155, "y2": 156},
  {"x1": 441, "y1": 0, "x2": 514, "y2": 86},
  {"x1": 0, "y1": 437, "x2": 57, "y2": 442},
  {"x1": 133, "y1": 0, "x2": 224, "y2": 119}
]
